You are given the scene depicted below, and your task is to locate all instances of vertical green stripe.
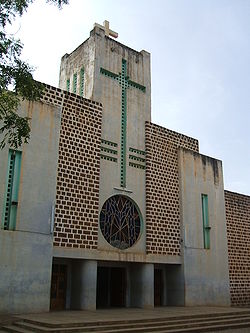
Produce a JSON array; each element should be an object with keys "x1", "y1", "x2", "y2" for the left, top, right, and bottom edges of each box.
[
  {"x1": 2, "y1": 150, "x2": 22, "y2": 230},
  {"x1": 73, "y1": 73, "x2": 77, "y2": 93},
  {"x1": 201, "y1": 194, "x2": 210, "y2": 249},
  {"x1": 79, "y1": 68, "x2": 84, "y2": 96},
  {"x1": 120, "y1": 87, "x2": 127, "y2": 187},
  {"x1": 2, "y1": 152, "x2": 13, "y2": 229},
  {"x1": 120, "y1": 59, "x2": 127, "y2": 188},
  {"x1": 66, "y1": 79, "x2": 70, "y2": 92},
  {"x1": 9, "y1": 151, "x2": 22, "y2": 230}
]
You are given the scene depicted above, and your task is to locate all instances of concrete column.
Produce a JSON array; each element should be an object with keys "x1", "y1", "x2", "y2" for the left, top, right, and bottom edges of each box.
[
  {"x1": 165, "y1": 265, "x2": 185, "y2": 306},
  {"x1": 71, "y1": 260, "x2": 97, "y2": 310},
  {"x1": 130, "y1": 263, "x2": 154, "y2": 308}
]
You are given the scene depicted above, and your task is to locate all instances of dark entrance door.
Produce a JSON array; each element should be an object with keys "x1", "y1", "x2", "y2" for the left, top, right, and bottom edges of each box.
[
  {"x1": 154, "y1": 269, "x2": 163, "y2": 306},
  {"x1": 110, "y1": 267, "x2": 126, "y2": 307},
  {"x1": 50, "y1": 264, "x2": 67, "y2": 310},
  {"x1": 97, "y1": 267, "x2": 126, "y2": 308},
  {"x1": 97, "y1": 267, "x2": 109, "y2": 308}
]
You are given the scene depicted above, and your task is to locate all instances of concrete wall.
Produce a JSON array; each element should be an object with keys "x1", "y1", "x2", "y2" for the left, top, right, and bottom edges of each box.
[
  {"x1": 179, "y1": 148, "x2": 230, "y2": 306},
  {"x1": 0, "y1": 100, "x2": 61, "y2": 313}
]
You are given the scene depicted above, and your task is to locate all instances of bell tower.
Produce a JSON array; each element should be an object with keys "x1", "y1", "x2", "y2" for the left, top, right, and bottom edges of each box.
[{"x1": 59, "y1": 21, "x2": 151, "y2": 253}]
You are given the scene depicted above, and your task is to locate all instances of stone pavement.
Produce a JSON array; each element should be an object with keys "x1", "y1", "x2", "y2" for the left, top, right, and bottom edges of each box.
[
  {"x1": 1, "y1": 306, "x2": 250, "y2": 332},
  {"x1": 15, "y1": 306, "x2": 250, "y2": 324},
  {"x1": 0, "y1": 315, "x2": 19, "y2": 327}
]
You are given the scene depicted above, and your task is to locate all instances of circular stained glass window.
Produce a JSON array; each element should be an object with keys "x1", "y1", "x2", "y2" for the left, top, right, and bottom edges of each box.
[{"x1": 100, "y1": 195, "x2": 141, "y2": 250}]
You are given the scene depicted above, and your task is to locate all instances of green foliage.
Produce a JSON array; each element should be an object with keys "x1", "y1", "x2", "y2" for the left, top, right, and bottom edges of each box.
[{"x1": 0, "y1": 0, "x2": 68, "y2": 149}]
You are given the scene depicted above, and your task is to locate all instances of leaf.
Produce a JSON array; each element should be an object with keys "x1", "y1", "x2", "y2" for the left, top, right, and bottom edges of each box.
[{"x1": 0, "y1": 0, "x2": 68, "y2": 149}]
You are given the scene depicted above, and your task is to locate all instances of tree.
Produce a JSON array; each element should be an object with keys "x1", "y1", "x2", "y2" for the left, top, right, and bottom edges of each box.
[{"x1": 0, "y1": 0, "x2": 68, "y2": 149}]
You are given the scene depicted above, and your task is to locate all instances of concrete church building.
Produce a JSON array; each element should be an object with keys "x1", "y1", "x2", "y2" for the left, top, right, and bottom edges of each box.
[{"x1": 0, "y1": 22, "x2": 250, "y2": 314}]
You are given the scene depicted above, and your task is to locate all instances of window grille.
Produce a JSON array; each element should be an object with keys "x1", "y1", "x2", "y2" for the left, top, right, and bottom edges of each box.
[
  {"x1": 201, "y1": 194, "x2": 210, "y2": 249},
  {"x1": 2, "y1": 150, "x2": 22, "y2": 230}
]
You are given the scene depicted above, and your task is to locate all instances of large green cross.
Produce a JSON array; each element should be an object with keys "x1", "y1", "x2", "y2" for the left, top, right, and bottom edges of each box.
[{"x1": 100, "y1": 59, "x2": 146, "y2": 188}]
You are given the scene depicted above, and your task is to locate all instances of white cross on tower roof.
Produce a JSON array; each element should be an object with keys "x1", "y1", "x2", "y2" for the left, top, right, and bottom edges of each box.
[{"x1": 94, "y1": 20, "x2": 118, "y2": 38}]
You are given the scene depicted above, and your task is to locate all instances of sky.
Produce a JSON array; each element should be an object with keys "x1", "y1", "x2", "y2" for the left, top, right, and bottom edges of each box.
[{"x1": 11, "y1": 0, "x2": 250, "y2": 195}]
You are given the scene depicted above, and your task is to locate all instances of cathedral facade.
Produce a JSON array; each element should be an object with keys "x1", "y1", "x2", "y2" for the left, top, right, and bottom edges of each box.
[{"x1": 0, "y1": 23, "x2": 250, "y2": 313}]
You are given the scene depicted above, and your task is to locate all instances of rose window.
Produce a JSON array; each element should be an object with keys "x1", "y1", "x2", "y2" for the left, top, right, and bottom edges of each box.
[{"x1": 100, "y1": 195, "x2": 141, "y2": 250}]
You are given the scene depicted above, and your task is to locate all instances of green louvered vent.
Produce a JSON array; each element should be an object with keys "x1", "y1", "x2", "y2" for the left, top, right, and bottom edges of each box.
[
  {"x1": 100, "y1": 139, "x2": 118, "y2": 163},
  {"x1": 100, "y1": 154, "x2": 117, "y2": 162},
  {"x1": 201, "y1": 194, "x2": 210, "y2": 249},
  {"x1": 101, "y1": 146, "x2": 117, "y2": 155},
  {"x1": 129, "y1": 147, "x2": 146, "y2": 156},
  {"x1": 129, "y1": 147, "x2": 146, "y2": 170},
  {"x1": 100, "y1": 59, "x2": 146, "y2": 188},
  {"x1": 79, "y1": 68, "x2": 84, "y2": 96},
  {"x1": 101, "y1": 139, "x2": 118, "y2": 147},
  {"x1": 73, "y1": 73, "x2": 77, "y2": 93},
  {"x1": 100, "y1": 67, "x2": 119, "y2": 80},
  {"x1": 129, "y1": 162, "x2": 145, "y2": 170},
  {"x1": 66, "y1": 79, "x2": 70, "y2": 92},
  {"x1": 2, "y1": 150, "x2": 22, "y2": 230}
]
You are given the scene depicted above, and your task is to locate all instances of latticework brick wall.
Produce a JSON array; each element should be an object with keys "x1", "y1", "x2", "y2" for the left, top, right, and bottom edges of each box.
[
  {"x1": 145, "y1": 122, "x2": 199, "y2": 256},
  {"x1": 225, "y1": 190, "x2": 250, "y2": 306},
  {"x1": 41, "y1": 85, "x2": 102, "y2": 249}
]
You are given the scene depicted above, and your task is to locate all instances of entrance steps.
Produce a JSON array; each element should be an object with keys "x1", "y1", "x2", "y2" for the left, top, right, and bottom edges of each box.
[{"x1": 2, "y1": 310, "x2": 250, "y2": 333}]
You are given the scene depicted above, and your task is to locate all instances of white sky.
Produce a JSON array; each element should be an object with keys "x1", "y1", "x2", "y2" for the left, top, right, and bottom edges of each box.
[{"x1": 13, "y1": 0, "x2": 250, "y2": 195}]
